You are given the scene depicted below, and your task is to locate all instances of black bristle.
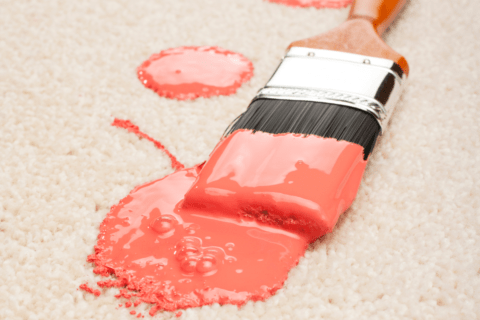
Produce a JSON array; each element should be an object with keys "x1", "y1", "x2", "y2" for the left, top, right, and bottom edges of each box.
[{"x1": 224, "y1": 99, "x2": 381, "y2": 160}]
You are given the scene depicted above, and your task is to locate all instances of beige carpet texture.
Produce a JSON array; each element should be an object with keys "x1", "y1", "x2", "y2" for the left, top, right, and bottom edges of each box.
[{"x1": 1, "y1": 0, "x2": 479, "y2": 319}]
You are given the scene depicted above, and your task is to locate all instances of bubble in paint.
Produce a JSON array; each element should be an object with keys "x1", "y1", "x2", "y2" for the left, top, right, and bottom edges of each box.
[
  {"x1": 226, "y1": 256, "x2": 237, "y2": 263},
  {"x1": 180, "y1": 257, "x2": 198, "y2": 274},
  {"x1": 151, "y1": 215, "x2": 178, "y2": 235},
  {"x1": 225, "y1": 242, "x2": 235, "y2": 251},
  {"x1": 175, "y1": 237, "x2": 203, "y2": 261},
  {"x1": 196, "y1": 255, "x2": 218, "y2": 275},
  {"x1": 185, "y1": 223, "x2": 200, "y2": 235}
]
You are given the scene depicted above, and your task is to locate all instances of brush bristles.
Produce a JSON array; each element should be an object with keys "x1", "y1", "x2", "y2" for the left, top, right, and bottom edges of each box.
[{"x1": 224, "y1": 99, "x2": 381, "y2": 159}]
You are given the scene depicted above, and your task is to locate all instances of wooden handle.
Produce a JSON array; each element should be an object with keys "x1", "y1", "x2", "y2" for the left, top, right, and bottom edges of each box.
[
  {"x1": 288, "y1": 0, "x2": 409, "y2": 75},
  {"x1": 348, "y1": 0, "x2": 407, "y2": 35}
]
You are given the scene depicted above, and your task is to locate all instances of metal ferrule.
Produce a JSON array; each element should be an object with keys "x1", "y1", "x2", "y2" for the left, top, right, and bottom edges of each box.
[{"x1": 253, "y1": 47, "x2": 407, "y2": 133}]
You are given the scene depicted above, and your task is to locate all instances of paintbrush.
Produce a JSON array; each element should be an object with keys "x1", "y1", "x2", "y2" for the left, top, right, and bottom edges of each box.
[{"x1": 182, "y1": 0, "x2": 409, "y2": 243}]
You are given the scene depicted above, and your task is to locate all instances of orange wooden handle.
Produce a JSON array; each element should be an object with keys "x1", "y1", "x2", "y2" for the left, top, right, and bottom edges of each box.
[
  {"x1": 288, "y1": 0, "x2": 409, "y2": 75},
  {"x1": 348, "y1": 0, "x2": 407, "y2": 35}
]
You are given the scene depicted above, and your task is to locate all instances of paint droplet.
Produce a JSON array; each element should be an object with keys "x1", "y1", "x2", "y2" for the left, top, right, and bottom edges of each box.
[
  {"x1": 266, "y1": 0, "x2": 352, "y2": 9},
  {"x1": 137, "y1": 46, "x2": 254, "y2": 100}
]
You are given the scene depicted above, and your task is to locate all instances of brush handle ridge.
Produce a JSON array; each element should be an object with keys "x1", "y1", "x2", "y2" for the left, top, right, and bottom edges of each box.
[{"x1": 349, "y1": 0, "x2": 407, "y2": 35}]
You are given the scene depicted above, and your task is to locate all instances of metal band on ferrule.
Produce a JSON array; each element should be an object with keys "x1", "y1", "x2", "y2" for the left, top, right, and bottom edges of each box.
[{"x1": 253, "y1": 47, "x2": 407, "y2": 133}]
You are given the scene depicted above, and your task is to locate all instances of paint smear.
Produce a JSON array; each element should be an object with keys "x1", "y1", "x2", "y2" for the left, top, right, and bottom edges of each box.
[
  {"x1": 266, "y1": 0, "x2": 352, "y2": 9},
  {"x1": 137, "y1": 46, "x2": 254, "y2": 100},
  {"x1": 87, "y1": 165, "x2": 308, "y2": 316},
  {"x1": 183, "y1": 130, "x2": 368, "y2": 243},
  {"x1": 111, "y1": 118, "x2": 184, "y2": 171},
  {"x1": 79, "y1": 283, "x2": 101, "y2": 297}
]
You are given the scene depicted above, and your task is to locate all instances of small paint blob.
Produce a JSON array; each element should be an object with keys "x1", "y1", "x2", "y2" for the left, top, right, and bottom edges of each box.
[
  {"x1": 266, "y1": 0, "x2": 352, "y2": 9},
  {"x1": 176, "y1": 311, "x2": 183, "y2": 318},
  {"x1": 88, "y1": 166, "x2": 308, "y2": 315},
  {"x1": 137, "y1": 46, "x2": 254, "y2": 100},
  {"x1": 79, "y1": 283, "x2": 101, "y2": 297},
  {"x1": 125, "y1": 301, "x2": 132, "y2": 308},
  {"x1": 130, "y1": 310, "x2": 136, "y2": 315}
]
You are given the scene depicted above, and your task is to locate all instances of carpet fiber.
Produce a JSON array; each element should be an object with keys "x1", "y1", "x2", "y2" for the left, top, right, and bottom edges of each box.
[{"x1": 1, "y1": 0, "x2": 479, "y2": 319}]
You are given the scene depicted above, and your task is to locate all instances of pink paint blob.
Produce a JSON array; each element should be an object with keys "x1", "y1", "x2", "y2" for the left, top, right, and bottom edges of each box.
[
  {"x1": 137, "y1": 46, "x2": 254, "y2": 100},
  {"x1": 266, "y1": 0, "x2": 352, "y2": 9}
]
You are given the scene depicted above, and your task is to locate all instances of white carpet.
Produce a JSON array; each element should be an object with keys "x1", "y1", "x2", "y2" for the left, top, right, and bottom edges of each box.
[{"x1": 1, "y1": 0, "x2": 479, "y2": 319}]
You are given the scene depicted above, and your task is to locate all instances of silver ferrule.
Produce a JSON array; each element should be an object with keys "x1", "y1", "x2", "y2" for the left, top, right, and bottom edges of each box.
[{"x1": 253, "y1": 47, "x2": 407, "y2": 133}]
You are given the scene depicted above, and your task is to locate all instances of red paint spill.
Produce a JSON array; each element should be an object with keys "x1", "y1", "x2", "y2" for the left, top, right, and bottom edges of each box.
[
  {"x1": 175, "y1": 311, "x2": 183, "y2": 318},
  {"x1": 79, "y1": 283, "x2": 101, "y2": 297},
  {"x1": 125, "y1": 301, "x2": 132, "y2": 308},
  {"x1": 183, "y1": 130, "x2": 367, "y2": 243},
  {"x1": 137, "y1": 313, "x2": 143, "y2": 318},
  {"x1": 130, "y1": 310, "x2": 137, "y2": 315},
  {"x1": 112, "y1": 118, "x2": 184, "y2": 171},
  {"x1": 266, "y1": 0, "x2": 352, "y2": 8},
  {"x1": 87, "y1": 164, "x2": 308, "y2": 315},
  {"x1": 137, "y1": 46, "x2": 254, "y2": 100},
  {"x1": 87, "y1": 129, "x2": 367, "y2": 314}
]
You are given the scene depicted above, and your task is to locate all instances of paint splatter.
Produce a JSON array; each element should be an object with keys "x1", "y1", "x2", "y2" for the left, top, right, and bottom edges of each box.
[
  {"x1": 111, "y1": 118, "x2": 184, "y2": 171},
  {"x1": 79, "y1": 283, "x2": 101, "y2": 297},
  {"x1": 137, "y1": 46, "x2": 254, "y2": 100},
  {"x1": 266, "y1": 0, "x2": 352, "y2": 9}
]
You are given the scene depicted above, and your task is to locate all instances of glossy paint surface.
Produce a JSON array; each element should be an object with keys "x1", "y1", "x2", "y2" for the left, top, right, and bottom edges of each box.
[
  {"x1": 183, "y1": 130, "x2": 368, "y2": 243},
  {"x1": 137, "y1": 46, "x2": 254, "y2": 100},
  {"x1": 266, "y1": 0, "x2": 352, "y2": 9},
  {"x1": 88, "y1": 166, "x2": 308, "y2": 315}
]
